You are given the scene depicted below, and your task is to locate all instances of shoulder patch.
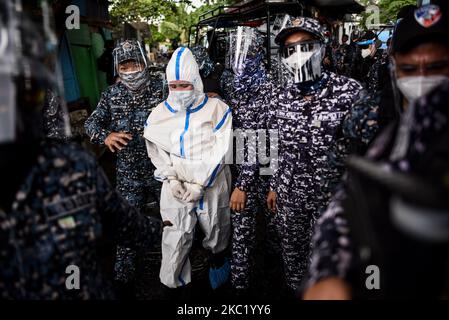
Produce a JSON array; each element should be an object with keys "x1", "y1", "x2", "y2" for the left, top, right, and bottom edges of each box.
[{"x1": 415, "y1": 5, "x2": 442, "y2": 28}]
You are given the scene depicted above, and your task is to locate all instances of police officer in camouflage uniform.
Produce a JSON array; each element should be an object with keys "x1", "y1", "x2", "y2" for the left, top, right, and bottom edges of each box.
[
  {"x1": 265, "y1": 16, "x2": 363, "y2": 293},
  {"x1": 335, "y1": 34, "x2": 355, "y2": 78},
  {"x1": 225, "y1": 27, "x2": 279, "y2": 294},
  {"x1": 352, "y1": 31, "x2": 385, "y2": 90},
  {"x1": 0, "y1": 1, "x2": 162, "y2": 299},
  {"x1": 84, "y1": 40, "x2": 163, "y2": 290}
]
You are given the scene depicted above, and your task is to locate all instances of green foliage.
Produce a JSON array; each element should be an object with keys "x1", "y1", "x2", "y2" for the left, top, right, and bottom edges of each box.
[
  {"x1": 150, "y1": 25, "x2": 166, "y2": 43},
  {"x1": 161, "y1": 0, "x2": 235, "y2": 44},
  {"x1": 110, "y1": 0, "x2": 236, "y2": 45},
  {"x1": 357, "y1": 0, "x2": 417, "y2": 28},
  {"x1": 109, "y1": 0, "x2": 177, "y2": 24},
  {"x1": 378, "y1": 0, "x2": 417, "y2": 23}
]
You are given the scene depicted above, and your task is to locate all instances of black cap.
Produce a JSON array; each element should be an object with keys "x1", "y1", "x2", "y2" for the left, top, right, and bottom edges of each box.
[
  {"x1": 360, "y1": 30, "x2": 377, "y2": 41},
  {"x1": 397, "y1": 5, "x2": 417, "y2": 20},
  {"x1": 392, "y1": 4, "x2": 449, "y2": 54}
]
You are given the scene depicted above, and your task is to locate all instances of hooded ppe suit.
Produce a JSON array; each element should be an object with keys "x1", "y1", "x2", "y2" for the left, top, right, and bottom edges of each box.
[{"x1": 144, "y1": 47, "x2": 232, "y2": 288}]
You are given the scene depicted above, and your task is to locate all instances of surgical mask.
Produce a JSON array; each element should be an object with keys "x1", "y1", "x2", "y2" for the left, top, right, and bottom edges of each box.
[
  {"x1": 361, "y1": 48, "x2": 372, "y2": 59},
  {"x1": 396, "y1": 75, "x2": 449, "y2": 101},
  {"x1": 167, "y1": 90, "x2": 196, "y2": 110}
]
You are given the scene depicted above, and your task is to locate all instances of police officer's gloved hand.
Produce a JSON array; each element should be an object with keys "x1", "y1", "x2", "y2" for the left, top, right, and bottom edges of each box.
[
  {"x1": 182, "y1": 182, "x2": 204, "y2": 203},
  {"x1": 169, "y1": 179, "x2": 186, "y2": 199}
]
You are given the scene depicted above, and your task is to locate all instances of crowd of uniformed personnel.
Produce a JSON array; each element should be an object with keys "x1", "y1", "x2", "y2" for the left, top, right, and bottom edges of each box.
[{"x1": 1, "y1": 0, "x2": 449, "y2": 300}]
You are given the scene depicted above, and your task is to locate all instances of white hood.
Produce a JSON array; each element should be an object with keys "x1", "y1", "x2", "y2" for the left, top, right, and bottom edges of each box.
[{"x1": 166, "y1": 47, "x2": 204, "y2": 97}]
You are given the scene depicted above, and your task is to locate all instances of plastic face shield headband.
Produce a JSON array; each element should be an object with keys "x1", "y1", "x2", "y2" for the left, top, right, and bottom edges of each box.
[
  {"x1": 280, "y1": 40, "x2": 323, "y2": 84},
  {"x1": 113, "y1": 41, "x2": 148, "y2": 77}
]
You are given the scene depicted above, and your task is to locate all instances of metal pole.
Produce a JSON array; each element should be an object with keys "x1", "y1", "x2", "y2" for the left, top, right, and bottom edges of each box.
[
  {"x1": 195, "y1": 24, "x2": 200, "y2": 45},
  {"x1": 208, "y1": 16, "x2": 221, "y2": 56},
  {"x1": 266, "y1": 4, "x2": 271, "y2": 71},
  {"x1": 188, "y1": 26, "x2": 192, "y2": 47}
]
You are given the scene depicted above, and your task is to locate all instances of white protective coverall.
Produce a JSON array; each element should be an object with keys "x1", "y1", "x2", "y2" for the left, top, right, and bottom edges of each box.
[{"x1": 144, "y1": 47, "x2": 233, "y2": 288}]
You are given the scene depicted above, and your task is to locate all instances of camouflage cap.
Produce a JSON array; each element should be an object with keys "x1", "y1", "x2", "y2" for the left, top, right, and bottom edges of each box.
[
  {"x1": 113, "y1": 39, "x2": 147, "y2": 65},
  {"x1": 274, "y1": 16, "x2": 326, "y2": 46}
]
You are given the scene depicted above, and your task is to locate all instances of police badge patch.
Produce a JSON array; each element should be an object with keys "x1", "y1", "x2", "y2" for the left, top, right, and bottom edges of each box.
[
  {"x1": 414, "y1": 4, "x2": 442, "y2": 28},
  {"x1": 293, "y1": 18, "x2": 304, "y2": 27}
]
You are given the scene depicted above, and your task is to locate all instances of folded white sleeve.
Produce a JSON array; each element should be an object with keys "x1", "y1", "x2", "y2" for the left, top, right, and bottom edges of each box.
[{"x1": 145, "y1": 139, "x2": 178, "y2": 182}]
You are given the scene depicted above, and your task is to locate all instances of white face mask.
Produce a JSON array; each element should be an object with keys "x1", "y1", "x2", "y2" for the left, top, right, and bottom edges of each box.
[
  {"x1": 396, "y1": 75, "x2": 449, "y2": 102},
  {"x1": 167, "y1": 90, "x2": 196, "y2": 110},
  {"x1": 361, "y1": 48, "x2": 372, "y2": 59}
]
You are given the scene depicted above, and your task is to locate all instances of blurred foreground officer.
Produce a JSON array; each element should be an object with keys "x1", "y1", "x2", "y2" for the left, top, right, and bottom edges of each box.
[
  {"x1": 304, "y1": 4, "x2": 449, "y2": 299},
  {"x1": 144, "y1": 47, "x2": 233, "y2": 290},
  {"x1": 84, "y1": 40, "x2": 163, "y2": 292},
  {"x1": 305, "y1": 80, "x2": 449, "y2": 300},
  {"x1": 265, "y1": 16, "x2": 363, "y2": 293},
  {"x1": 0, "y1": 0, "x2": 162, "y2": 299}
]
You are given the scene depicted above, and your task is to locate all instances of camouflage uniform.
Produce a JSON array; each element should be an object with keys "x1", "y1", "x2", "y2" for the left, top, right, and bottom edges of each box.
[
  {"x1": 84, "y1": 79, "x2": 163, "y2": 283},
  {"x1": 352, "y1": 50, "x2": 385, "y2": 90},
  {"x1": 335, "y1": 43, "x2": 356, "y2": 78},
  {"x1": 0, "y1": 141, "x2": 162, "y2": 299},
  {"x1": 267, "y1": 71, "x2": 363, "y2": 289},
  {"x1": 366, "y1": 51, "x2": 390, "y2": 93},
  {"x1": 305, "y1": 80, "x2": 449, "y2": 292},
  {"x1": 43, "y1": 89, "x2": 70, "y2": 140},
  {"x1": 220, "y1": 68, "x2": 236, "y2": 104},
  {"x1": 349, "y1": 43, "x2": 362, "y2": 80},
  {"x1": 320, "y1": 91, "x2": 380, "y2": 202},
  {"x1": 303, "y1": 92, "x2": 382, "y2": 290},
  {"x1": 191, "y1": 46, "x2": 214, "y2": 78},
  {"x1": 228, "y1": 52, "x2": 279, "y2": 290}
]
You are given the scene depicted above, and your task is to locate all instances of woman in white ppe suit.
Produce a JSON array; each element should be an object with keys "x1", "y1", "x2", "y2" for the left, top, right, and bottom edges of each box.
[{"x1": 144, "y1": 47, "x2": 233, "y2": 289}]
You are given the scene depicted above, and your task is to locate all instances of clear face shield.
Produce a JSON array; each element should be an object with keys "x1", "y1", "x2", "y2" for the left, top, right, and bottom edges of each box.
[
  {"x1": 280, "y1": 40, "x2": 324, "y2": 84},
  {"x1": 113, "y1": 40, "x2": 148, "y2": 77},
  {"x1": 228, "y1": 26, "x2": 259, "y2": 76},
  {"x1": 272, "y1": 14, "x2": 294, "y2": 37},
  {"x1": 0, "y1": 0, "x2": 71, "y2": 144},
  {"x1": 113, "y1": 40, "x2": 150, "y2": 91}
]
